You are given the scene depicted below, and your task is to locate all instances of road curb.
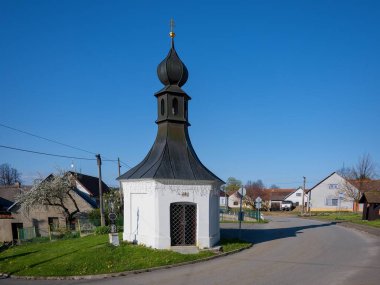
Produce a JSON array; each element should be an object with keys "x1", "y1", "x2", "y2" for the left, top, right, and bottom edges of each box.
[
  {"x1": 335, "y1": 221, "x2": 380, "y2": 237},
  {"x1": 0, "y1": 243, "x2": 253, "y2": 280},
  {"x1": 301, "y1": 216, "x2": 380, "y2": 237}
]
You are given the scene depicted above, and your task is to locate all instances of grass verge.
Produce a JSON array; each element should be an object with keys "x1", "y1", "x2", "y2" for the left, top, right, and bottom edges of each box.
[
  {"x1": 0, "y1": 235, "x2": 251, "y2": 277},
  {"x1": 307, "y1": 212, "x2": 380, "y2": 228}
]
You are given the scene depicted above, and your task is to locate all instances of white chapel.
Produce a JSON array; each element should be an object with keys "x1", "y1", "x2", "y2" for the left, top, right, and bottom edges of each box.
[{"x1": 118, "y1": 27, "x2": 224, "y2": 250}]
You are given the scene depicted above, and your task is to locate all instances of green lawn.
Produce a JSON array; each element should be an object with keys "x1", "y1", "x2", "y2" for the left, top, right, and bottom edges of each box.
[
  {"x1": 0, "y1": 235, "x2": 250, "y2": 277},
  {"x1": 309, "y1": 212, "x2": 380, "y2": 228}
]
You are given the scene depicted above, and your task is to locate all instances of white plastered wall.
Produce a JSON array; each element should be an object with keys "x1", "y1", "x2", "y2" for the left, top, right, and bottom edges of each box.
[
  {"x1": 309, "y1": 173, "x2": 357, "y2": 211},
  {"x1": 122, "y1": 179, "x2": 221, "y2": 249}
]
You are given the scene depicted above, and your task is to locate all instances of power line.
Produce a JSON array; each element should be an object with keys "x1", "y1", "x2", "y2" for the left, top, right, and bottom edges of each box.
[
  {"x1": 0, "y1": 144, "x2": 96, "y2": 160},
  {"x1": 0, "y1": 144, "x2": 131, "y2": 169},
  {"x1": 0, "y1": 122, "x2": 96, "y2": 155},
  {"x1": 0, "y1": 122, "x2": 131, "y2": 168}
]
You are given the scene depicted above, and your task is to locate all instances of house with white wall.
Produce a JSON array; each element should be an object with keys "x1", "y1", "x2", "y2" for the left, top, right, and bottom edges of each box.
[
  {"x1": 284, "y1": 187, "x2": 308, "y2": 207},
  {"x1": 267, "y1": 189, "x2": 296, "y2": 210},
  {"x1": 228, "y1": 188, "x2": 245, "y2": 208},
  {"x1": 220, "y1": 190, "x2": 229, "y2": 208},
  {"x1": 308, "y1": 172, "x2": 357, "y2": 212}
]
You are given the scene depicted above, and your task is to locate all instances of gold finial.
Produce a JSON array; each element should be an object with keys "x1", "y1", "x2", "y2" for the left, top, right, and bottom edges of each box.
[{"x1": 169, "y1": 18, "x2": 175, "y2": 38}]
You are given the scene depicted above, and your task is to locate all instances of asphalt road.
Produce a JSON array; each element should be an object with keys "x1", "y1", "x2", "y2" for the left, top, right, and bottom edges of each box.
[{"x1": 1, "y1": 217, "x2": 379, "y2": 285}]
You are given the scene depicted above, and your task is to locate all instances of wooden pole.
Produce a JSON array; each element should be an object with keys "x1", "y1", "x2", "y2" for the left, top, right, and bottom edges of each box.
[
  {"x1": 301, "y1": 176, "x2": 306, "y2": 215},
  {"x1": 96, "y1": 154, "x2": 105, "y2": 226},
  {"x1": 118, "y1": 157, "x2": 123, "y2": 207}
]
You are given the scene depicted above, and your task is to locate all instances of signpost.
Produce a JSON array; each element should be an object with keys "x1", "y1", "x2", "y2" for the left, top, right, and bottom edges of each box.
[
  {"x1": 238, "y1": 187, "x2": 246, "y2": 239},
  {"x1": 255, "y1": 196, "x2": 262, "y2": 222},
  {"x1": 108, "y1": 199, "x2": 120, "y2": 246}
]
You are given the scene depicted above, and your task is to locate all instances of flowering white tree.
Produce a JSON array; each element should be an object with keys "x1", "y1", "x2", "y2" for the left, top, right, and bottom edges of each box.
[{"x1": 16, "y1": 172, "x2": 81, "y2": 225}]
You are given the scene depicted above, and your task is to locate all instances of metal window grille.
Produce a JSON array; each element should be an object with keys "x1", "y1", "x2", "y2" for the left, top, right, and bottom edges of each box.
[{"x1": 170, "y1": 203, "x2": 196, "y2": 246}]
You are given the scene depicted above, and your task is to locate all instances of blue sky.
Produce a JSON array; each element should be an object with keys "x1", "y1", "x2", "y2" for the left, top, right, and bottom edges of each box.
[{"x1": 0, "y1": 0, "x2": 379, "y2": 188}]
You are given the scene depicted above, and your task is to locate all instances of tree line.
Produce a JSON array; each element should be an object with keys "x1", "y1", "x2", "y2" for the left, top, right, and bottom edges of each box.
[{"x1": 0, "y1": 163, "x2": 21, "y2": 186}]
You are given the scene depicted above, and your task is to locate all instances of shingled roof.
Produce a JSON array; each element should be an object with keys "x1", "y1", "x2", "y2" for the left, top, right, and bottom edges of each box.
[
  {"x1": 349, "y1": 180, "x2": 380, "y2": 193},
  {"x1": 117, "y1": 36, "x2": 223, "y2": 184},
  {"x1": 267, "y1": 188, "x2": 296, "y2": 201},
  {"x1": 0, "y1": 185, "x2": 31, "y2": 212},
  {"x1": 359, "y1": 191, "x2": 380, "y2": 204},
  {"x1": 69, "y1": 171, "x2": 110, "y2": 197}
]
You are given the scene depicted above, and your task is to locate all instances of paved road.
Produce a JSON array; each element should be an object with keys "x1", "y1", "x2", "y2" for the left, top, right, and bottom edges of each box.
[{"x1": 1, "y1": 217, "x2": 379, "y2": 285}]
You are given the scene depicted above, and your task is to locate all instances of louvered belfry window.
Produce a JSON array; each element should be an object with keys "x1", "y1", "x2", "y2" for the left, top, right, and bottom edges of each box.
[{"x1": 170, "y1": 203, "x2": 196, "y2": 246}]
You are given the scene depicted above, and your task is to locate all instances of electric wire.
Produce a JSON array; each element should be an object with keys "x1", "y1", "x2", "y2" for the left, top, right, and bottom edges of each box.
[
  {"x1": 0, "y1": 122, "x2": 131, "y2": 168},
  {"x1": 0, "y1": 145, "x2": 96, "y2": 160},
  {"x1": 0, "y1": 123, "x2": 96, "y2": 155}
]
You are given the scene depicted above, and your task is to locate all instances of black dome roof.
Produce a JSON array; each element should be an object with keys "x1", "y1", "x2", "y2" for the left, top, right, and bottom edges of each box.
[{"x1": 157, "y1": 41, "x2": 188, "y2": 87}]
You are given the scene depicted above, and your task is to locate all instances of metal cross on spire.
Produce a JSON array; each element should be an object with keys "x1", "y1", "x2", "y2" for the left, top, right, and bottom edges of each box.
[{"x1": 169, "y1": 18, "x2": 175, "y2": 39}]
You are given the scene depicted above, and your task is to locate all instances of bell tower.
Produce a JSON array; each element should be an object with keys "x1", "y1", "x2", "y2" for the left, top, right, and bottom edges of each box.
[
  {"x1": 155, "y1": 20, "x2": 190, "y2": 125},
  {"x1": 119, "y1": 20, "x2": 223, "y2": 181},
  {"x1": 118, "y1": 20, "x2": 223, "y2": 250}
]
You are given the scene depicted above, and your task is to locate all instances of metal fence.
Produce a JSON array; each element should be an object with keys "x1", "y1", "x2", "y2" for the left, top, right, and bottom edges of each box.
[
  {"x1": 219, "y1": 209, "x2": 264, "y2": 222},
  {"x1": 17, "y1": 227, "x2": 37, "y2": 241}
]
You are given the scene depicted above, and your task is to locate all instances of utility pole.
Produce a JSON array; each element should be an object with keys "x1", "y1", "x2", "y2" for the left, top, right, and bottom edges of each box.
[
  {"x1": 96, "y1": 154, "x2": 105, "y2": 226},
  {"x1": 308, "y1": 189, "x2": 312, "y2": 216},
  {"x1": 301, "y1": 176, "x2": 306, "y2": 215},
  {"x1": 117, "y1": 157, "x2": 123, "y2": 206},
  {"x1": 238, "y1": 186, "x2": 244, "y2": 239}
]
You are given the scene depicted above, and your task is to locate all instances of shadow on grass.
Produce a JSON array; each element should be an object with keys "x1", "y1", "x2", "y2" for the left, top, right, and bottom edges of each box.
[
  {"x1": 221, "y1": 222, "x2": 337, "y2": 244},
  {"x1": 9, "y1": 242, "x2": 108, "y2": 275},
  {"x1": 0, "y1": 251, "x2": 39, "y2": 262}
]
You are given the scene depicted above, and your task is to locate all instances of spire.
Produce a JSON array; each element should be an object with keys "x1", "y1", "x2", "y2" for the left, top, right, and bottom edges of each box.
[
  {"x1": 118, "y1": 23, "x2": 224, "y2": 184},
  {"x1": 169, "y1": 18, "x2": 175, "y2": 48},
  {"x1": 157, "y1": 19, "x2": 188, "y2": 87}
]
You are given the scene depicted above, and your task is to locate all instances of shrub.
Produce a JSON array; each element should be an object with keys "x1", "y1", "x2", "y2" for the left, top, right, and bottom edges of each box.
[
  {"x1": 62, "y1": 231, "x2": 80, "y2": 239},
  {"x1": 95, "y1": 226, "x2": 110, "y2": 235},
  {"x1": 30, "y1": 237, "x2": 50, "y2": 243}
]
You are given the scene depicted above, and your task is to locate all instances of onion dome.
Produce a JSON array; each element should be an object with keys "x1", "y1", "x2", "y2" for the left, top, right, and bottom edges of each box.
[{"x1": 157, "y1": 36, "x2": 188, "y2": 87}]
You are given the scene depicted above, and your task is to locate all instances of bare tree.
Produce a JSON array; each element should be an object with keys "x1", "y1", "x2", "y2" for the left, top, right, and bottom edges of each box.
[
  {"x1": 245, "y1": 180, "x2": 270, "y2": 210},
  {"x1": 351, "y1": 154, "x2": 376, "y2": 180},
  {"x1": 0, "y1": 163, "x2": 21, "y2": 186},
  {"x1": 339, "y1": 154, "x2": 377, "y2": 212},
  {"x1": 16, "y1": 172, "x2": 81, "y2": 225}
]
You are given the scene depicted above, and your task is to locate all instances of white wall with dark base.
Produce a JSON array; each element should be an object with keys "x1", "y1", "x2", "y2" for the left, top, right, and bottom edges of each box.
[{"x1": 122, "y1": 179, "x2": 221, "y2": 249}]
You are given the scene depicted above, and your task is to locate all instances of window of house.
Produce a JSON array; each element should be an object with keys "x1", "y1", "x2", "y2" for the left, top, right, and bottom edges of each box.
[
  {"x1": 328, "y1": 184, "x2": 339, "y2": 189},
  {"x1": 160, "y1": 99, "x2": 165, "y2": 116},
  {"x1": 296, "y1": 193, "x2": 302, "y2": 196},
  {"x1": 48, "y1": 217, "x2": 59, "y2": 230},
  {"x1": 172, "y1": 98, "x2": 178, "y2": 115},
  {"x1": 233, "y1": 201, "x2": 238, "y2": 206},
  {"x1": 326, "y1": 198, "x2": 339, "y2": 206}
]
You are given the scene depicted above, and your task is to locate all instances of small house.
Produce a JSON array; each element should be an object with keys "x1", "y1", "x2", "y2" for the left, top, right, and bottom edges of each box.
[
  {"x1": 308, "y1": 172, "x2": 356, "y2": 212},
  {"x1": 0, "y1": 172, "x2": 110, "y2": 242}
]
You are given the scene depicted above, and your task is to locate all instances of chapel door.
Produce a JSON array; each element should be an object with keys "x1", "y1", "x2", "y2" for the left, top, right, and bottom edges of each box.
[{"x1": 170, "y1": 203, "x2": 196, "y2": 246}]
